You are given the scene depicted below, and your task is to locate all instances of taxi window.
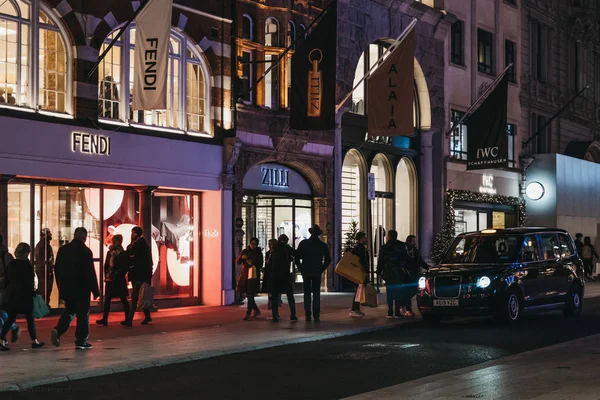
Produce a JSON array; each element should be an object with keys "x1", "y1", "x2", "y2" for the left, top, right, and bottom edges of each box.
[
  {"x1": 442, "y1": 234, "x2": 520, "y2": 264},
  {"x1": 520, "y1": 235, "x2": 540, "y2": 262},
  {"x1": 558, "y1": 234, "x2": 575, "y2": 258},
  {"x1": 539, "y1": 233, "x2": 560, "y2": 260}
]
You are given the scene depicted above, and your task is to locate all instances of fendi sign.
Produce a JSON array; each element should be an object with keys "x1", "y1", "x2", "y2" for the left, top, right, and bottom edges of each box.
[{"x1": 71, "y1": 132, "x2": 111, "y2": 156}]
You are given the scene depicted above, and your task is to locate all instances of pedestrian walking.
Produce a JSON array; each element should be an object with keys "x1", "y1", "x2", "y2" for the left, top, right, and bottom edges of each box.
[
  {"x1": 34, "y1": 228, "x2": 54, "y2": 307},
  {"x1": 262, "y1": 239, "x2": 281, "y2": 310},
  {"x1": 0, "y1": 242, "x2": 44, "y2": 351},
  {"x1": 377, "y1": 230, "x2": 408, "y2": 319},
  {"x1": 581, "y1": 236, "x2": 599, "y2": 281},
  {"x1": 404, "y1": 235, "x2": 430, "y2": 317},
  {"x1": 296, "y1": 225, "x2": 331, "y2": 322},
  {"x1": 574, "y1": 233, "x2": 584, "y2": 257},
  {"x1": 96, "y1": 234, "x2": 130, "y2": 326},
  {"x1": 236, "y1": 237, "x2": 263, "y2": 320},
  {"x1": 122, "y1": 226, "x2": 153, "y2": 326},
  {"x1": 0, "y1": 234, "x2": 14, "y2": 290},
  {"x1": 51, "y1": 227, "x2": 99, "y2": 350},
  {"x1": 269, "y1": 234, "x2": 297, "y2": 322},
  {"x1": 350, "y1": 231, "x2": 370, "y2": 318}
]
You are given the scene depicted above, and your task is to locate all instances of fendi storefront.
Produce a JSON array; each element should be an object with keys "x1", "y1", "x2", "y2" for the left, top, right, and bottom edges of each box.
[{"x1": 0, "y1": 115, "x2": 225, "y2": 309}]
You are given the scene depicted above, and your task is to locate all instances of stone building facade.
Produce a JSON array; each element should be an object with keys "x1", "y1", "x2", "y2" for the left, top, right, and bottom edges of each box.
[
  {"x1": 335, "y1": 0, "x2": 452, "y2": 281},
  {"x1": 0, "y1": 0, "x2": 233, "y2": 308}
]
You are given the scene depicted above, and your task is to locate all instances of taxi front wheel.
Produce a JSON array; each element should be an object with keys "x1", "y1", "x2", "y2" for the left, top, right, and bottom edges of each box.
[{"x1": 497, "y1": 290, "x2": 521, "y2": 323}]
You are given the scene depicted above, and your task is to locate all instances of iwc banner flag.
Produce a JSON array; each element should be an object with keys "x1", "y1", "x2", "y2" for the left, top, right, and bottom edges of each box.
[
  {"x1": 132, "y1": 0, "x2": 173, "y2": 111},
  {"x1": 290, "y1": 1, "x2": 336, "y2": 130},
  {"x1": 466, "y1": 75, "x2": 509, "y2": 170}
]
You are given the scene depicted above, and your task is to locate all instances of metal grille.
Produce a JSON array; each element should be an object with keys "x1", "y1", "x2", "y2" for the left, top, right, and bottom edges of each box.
[{"x1": 434, "y1": 276, "x2": 462, "y2": 298}]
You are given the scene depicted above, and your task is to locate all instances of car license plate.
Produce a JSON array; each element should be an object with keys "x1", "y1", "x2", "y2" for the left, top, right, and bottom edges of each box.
[{"x1": 434, "y1": 299, "x2": 459, "y2": 307}]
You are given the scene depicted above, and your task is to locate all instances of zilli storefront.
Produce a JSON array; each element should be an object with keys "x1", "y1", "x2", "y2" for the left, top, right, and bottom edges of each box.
[{"x1": 0, "y1": 114, "x2": 225, "y2": 309}]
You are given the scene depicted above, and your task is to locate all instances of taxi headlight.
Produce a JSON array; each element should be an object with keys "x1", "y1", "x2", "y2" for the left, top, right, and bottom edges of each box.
[
  {"x1": 476, "y1": 276, "x2": 491, "y2": 289},
  {"x1": 418, "y1": 277, "x2": 427, "y2": 290}
]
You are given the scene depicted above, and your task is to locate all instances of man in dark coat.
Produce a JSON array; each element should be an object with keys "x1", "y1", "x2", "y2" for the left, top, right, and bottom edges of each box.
[
  {"x1": 350, "y1": 232, "x2": 370, "y2": 317},
  {"x1": 123, "y1": 226, "x2": 153, "y2": 326},
  {"x1": 574, "y1": 233, "x2": 584, "y2": 256},
  {"x1": 51, "y1": 227, "x2": 100, "y2": 350},
  {"x1": 269, "y1": 235, "x2": 297, "y2": 322},
  {"x1": 34, "y1": 228, "x2": 54, "y2": 307},
  {"x1": 404, "y1": 235, "x2": 430, "y2": 316},
  {"x1": 377, "y1": 230, "x2": 408, "y2": 318},
  {"x1": 296, "y1": 225, "x2": 331, "y2": 322}
]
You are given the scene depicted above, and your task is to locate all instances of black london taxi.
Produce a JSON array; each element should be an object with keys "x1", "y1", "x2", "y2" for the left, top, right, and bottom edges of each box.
[{"x1": 417, "y1": 228, "x2": 585, "y2": 322}]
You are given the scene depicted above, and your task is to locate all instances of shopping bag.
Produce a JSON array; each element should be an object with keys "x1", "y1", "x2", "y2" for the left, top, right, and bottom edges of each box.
[
  {"x1": 138, "y1": 283, "x2": 154, "y2": 310},
  {"x1": 32, "y1": 295, "x2": 49, "y2": 319},
  {"x1": 247, "y1": 266, "x2": 257, "y2": 280},
  {"x1": 335, "y1": 252, "x2": 367, "y2": 284},
  {"x1": 361, "y1": 284, "x2": 378, "y2": 308},
  {"x1": 354, "y1": 284, "x2": 366, "y2": 303}
]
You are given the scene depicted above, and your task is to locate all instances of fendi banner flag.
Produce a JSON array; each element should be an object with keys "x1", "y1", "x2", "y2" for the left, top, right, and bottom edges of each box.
[{"x1": 132, "y1": 0, "x2": 173, "y2": 111}]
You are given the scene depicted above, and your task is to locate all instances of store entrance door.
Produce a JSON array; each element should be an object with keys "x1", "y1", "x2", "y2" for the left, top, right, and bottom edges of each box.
[{"x1": 243, "y1": 195, "x2": 313, "y2": 284}]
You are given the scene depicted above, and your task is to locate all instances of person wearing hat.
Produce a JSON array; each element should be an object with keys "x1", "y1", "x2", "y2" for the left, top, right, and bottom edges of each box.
[
  {"x1": 295, "y1": 225, "x2": 331, "y2": 322},
  {"x1": 34, "y1": 228, "x2": 54, "y2": 307}
]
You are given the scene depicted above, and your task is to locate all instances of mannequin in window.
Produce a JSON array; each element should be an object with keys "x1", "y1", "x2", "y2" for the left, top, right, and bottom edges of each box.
[
  {"x1": 0, "y1": 88, "x2": 5, "y2": 103},
  {"x1": 6, "y1": 87, "x2": 15, "y2": 105},
  {"x1": 99, "y1": 76, "x2": 119, "y2": 119}
]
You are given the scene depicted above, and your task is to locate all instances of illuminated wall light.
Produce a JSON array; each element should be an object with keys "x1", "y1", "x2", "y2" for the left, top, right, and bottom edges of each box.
[
  {"x1": 526, "y1": 182, "x2": 545, "y2": 201},
  {"x1": 84, "y1": 189, "x2": 124, "y2": 220},
  {"x1": 38, "y1": 110, "x2": 74, "y2": 119}
]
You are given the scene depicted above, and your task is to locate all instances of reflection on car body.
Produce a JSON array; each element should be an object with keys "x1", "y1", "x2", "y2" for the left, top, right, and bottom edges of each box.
[{"x1": 417, "y1": 228, "x2": 585, "y2": 322}]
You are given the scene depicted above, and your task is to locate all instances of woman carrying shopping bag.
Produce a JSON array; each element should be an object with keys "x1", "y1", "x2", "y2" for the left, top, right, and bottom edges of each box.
[
  {"x1": 0, "y1": 243, "x2": 44, "y2": 351},
  {"x1": 236, "y1": 237, "x2": 264, "y2": 320}
]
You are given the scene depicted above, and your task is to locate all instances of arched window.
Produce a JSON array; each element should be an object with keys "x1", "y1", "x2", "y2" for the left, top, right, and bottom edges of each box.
[
  {"x1": 0, "y1": 1, "x2": 70, "y2": 114},
  {"x1": 395, "y1": 157, "x2": 418, "y2": 241},
  {"x1": 242, "y1": 14, "x2": 253, "y2": 40},
  {"x1": 299, "y1": 24, "x2": 306, "y2": 39},
  {"x1": 342, "y1": 149, "x2": 365, "y2": 246},
  {"x1": 370, "y1": 154, "x2": 393, "y2": 274},
  {"x1": 287, "y1": 20, "x2": 295, "y2": 48},
  {"x1": 98, "y1": 27, "x2": 210, "y2": 135},
  {"x1": 265, "y1": 17, "x2": 279, "y2": 47}
]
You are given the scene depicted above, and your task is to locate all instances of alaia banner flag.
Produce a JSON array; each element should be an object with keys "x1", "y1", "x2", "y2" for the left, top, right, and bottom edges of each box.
[
  {"x1": 367, "y1": 26, "x2": 416, "y2": 137},
  {"x1": 132, "y1": 0, "x2": 173, "y2": 111}
]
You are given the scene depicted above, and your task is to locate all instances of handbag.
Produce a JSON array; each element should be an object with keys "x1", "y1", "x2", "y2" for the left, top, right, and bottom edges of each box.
[
  {"x1": 32, "y1": 295, "x2": 49, "y2": 319},
  {"x1": 247, "y1": 266, "x2": 257, "y2": 280},
  {"x1": 354, "y1": 284, "x2": 366, "y2": 303},
  {"x1": 138, "y1": 283, "x2": 154, "y2": 310},
  {"x1": 361, "y1": 284, "x2": 378, "y2": 308}
]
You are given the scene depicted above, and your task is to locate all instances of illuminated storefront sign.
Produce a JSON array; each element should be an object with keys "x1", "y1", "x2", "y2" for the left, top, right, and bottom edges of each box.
[
  {"x1": 71, "y1": 132, "x2": 111, "y2": 156},
  {"x1": 261, "y1": 167, "x2": 289, "y2": 188},
  {"x1": 479, "y1": 174, "x2": 497, "y2": 195}
]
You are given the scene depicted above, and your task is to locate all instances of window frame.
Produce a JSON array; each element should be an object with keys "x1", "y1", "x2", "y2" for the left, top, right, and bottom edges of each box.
[
  {"x1": 264, "y1": 17, "x2": 279, "y2": 47},
  {"x1": 98, "y1": 26, "x2": 211, "y2": 136},
  {"x1": 538, "y1": 233, "x2": 560, "y2": 261},
  {"x1": 0, "y1": 0, "x2": 73, "y2": 115},
  {"x1": 450, "y1": 110, "x2": 468, "y2": 160},
  {"x1": 287, "y1": 20, "x2": 295, "y2": 49},
  {"x1": 450, "y1": 19, "x2": 465, "y2": 66},
  {"x1": 242, "y1": 14, "x2": 254, "y2": 41},
  {"x1": 507, "y1": 123, "x2": 516, "y2": 168},
  {"x1": 477, "y1": 28, "x2": 494, "y2": 75}
]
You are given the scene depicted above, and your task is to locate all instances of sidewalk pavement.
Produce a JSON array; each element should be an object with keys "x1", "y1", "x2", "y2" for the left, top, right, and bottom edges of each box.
[
  {"x1": 345, "y1": 332, "x2": 600, "y2": 400},
  {"x1": 0, "y1": 293, "x2": 404, "y2": 392},
  {"x1": 3, "y1": 282, "x2": 600, "y2": 392}
]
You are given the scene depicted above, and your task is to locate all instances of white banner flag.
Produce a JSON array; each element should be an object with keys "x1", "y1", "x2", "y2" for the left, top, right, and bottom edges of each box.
[{"x1": 133, "y1": 0, "x2": 173, "y2": 111}]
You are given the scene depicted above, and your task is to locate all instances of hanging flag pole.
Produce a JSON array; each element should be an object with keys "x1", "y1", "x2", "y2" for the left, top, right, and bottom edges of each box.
[
  {"x1": 522, "y1": 84, "x2": 590, "y2": 150},
  {"x1": 444, "y1": 63, "x2": 513, "y2": 137},
  {"x1": 335, "y1": 18, "x2": 417, "y2": 113},
  {"x1": 237, "y1": 0, "x2": 335, "y2": 103},
  {"x1": 86, "y1": 0, "x2": 151, "y2": 81}
]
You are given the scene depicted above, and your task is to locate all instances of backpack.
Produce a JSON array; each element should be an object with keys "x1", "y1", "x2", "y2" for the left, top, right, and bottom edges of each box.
[{"x1": 582, "y1": 245, "x2": 593, "y2": 259}]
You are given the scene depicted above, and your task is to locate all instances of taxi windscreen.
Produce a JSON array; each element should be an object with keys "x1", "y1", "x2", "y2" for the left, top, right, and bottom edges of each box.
[{"x1": 442, "y1": 234, "x2": 522, "y2": 264}]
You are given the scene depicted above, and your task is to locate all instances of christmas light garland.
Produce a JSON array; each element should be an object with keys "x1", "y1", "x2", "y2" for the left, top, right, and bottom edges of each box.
[{"x1": 431, "y1": 190, "x2": 527, "y2": 261}]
